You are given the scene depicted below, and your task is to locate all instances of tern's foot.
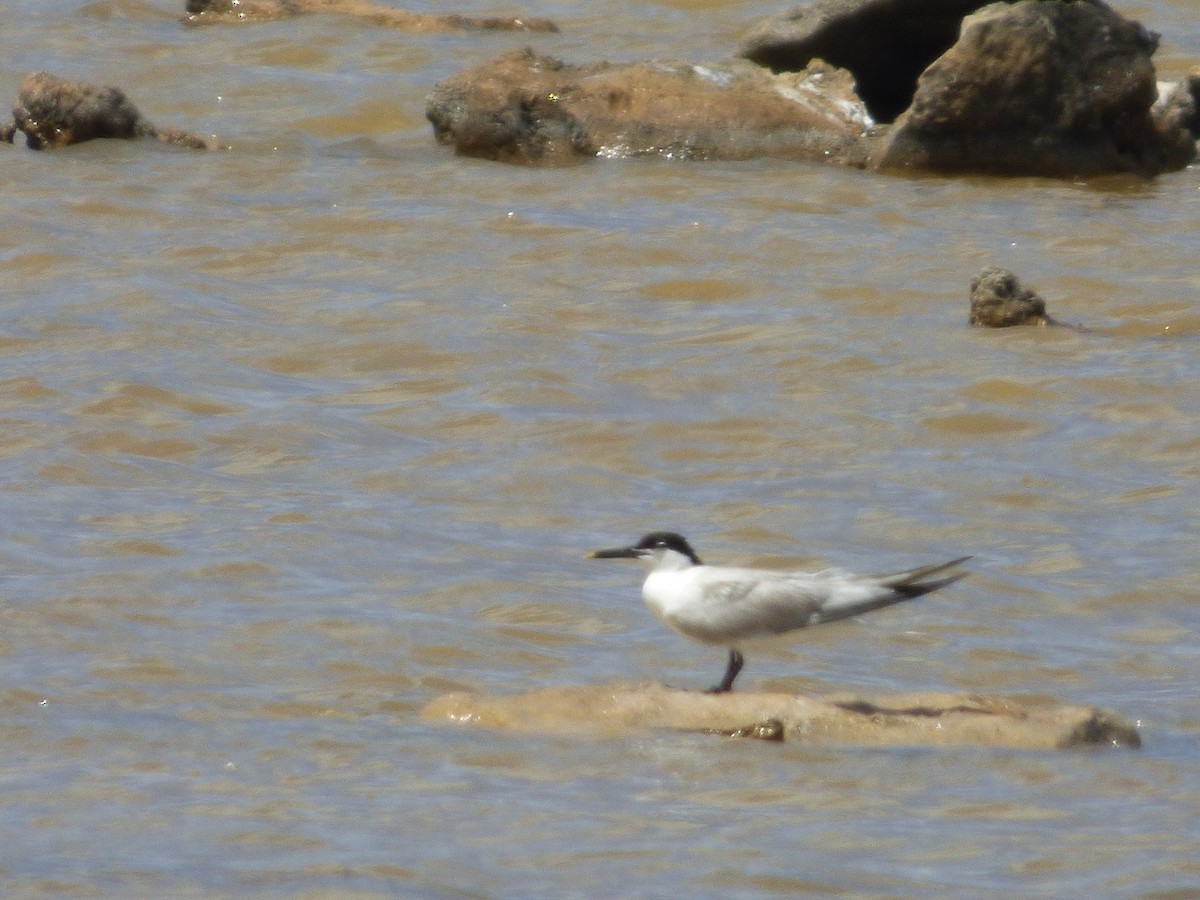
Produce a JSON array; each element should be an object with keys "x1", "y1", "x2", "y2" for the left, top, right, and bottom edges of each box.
[{"x1": 708, "y1": 649, "x2": 744, "y2": 693}]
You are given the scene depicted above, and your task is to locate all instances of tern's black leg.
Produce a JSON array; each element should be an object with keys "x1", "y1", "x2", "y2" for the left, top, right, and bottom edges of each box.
[{"x1": 707, "y1": 649, "x2": 744, "y2": 693}]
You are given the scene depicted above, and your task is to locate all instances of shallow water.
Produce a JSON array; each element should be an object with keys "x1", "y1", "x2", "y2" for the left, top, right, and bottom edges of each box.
[{"x1": 2, "y1": 0, "x2": 1200, "y2": 896}]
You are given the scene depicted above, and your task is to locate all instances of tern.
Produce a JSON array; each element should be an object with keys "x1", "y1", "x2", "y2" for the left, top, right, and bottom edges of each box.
[{"x1": 587, "y1": 532, "x2": 970, "y2": 693}]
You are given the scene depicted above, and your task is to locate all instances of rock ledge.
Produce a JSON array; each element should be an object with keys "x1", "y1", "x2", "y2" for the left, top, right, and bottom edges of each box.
[{"x1": 422, "y1": 683, "x2": 1141, "y2": 750}]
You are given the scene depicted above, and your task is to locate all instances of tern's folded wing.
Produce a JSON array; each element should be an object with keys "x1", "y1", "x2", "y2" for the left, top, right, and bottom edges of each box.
[
  {"x1": 668, "y1": 575, "x2": 834, "y2": 643},
  {"x1": 671, "y1": 571, "x2": 934, "y2": 643}
]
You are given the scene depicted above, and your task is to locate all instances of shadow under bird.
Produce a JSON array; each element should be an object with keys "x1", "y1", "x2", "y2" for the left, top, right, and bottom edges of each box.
[{"x1": 587, "y1": 532, "x2": 970, "y2": 692}]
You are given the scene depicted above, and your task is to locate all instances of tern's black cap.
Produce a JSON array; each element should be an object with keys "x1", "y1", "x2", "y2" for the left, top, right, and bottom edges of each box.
[{"x1": 632, "y1": 532, "x2": 702, "y2": 565}]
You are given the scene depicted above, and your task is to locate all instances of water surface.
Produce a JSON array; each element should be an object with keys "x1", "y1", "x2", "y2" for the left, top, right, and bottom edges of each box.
[{"x1": 2, "y1": 1, "x2": 1200, "y2": 896}]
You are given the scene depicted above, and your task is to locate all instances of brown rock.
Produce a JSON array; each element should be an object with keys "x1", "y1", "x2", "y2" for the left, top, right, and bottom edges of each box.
[
  {"x1": 873, "y1": 0, "x2": 1193, "y2": 177},
  {"x1": 183, "y1": 0, "x2": 558, "y2": 32},
  {"x1": 3, "y1": 72, "x2": 219, "y2": 151},
  {"x1": 426, "y1": 49, "x2": 874, "y2": 165},
  {"x1": 421, "y1": 682, "x2": 1141, "y2": 750},
  {"x1": 969, "y1": 267, "x2": 1054, "y2": 327}
]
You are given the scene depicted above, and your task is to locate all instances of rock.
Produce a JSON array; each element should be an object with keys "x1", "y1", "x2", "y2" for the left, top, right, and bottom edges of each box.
[
  {"x1": 1152, "y1": 68, "x2": 1200, "y2": 160},
  {"x1": 2, "y1": 72, "x2": 220, "y2": 151},
  {"x1": 421, "y1": 683, "x2": 1141, "y2": 750},
  {"x1": 739, "y1": 0, "x2": 992, "y2": 123},
  {"x1": 872, "y1": 0, "x2": 1195, "y2": 177},
  {"x1": 183, "y1": 0, "x2": 558, "y2": 31},
  {"x1": 969, "y1": 267, "x2": 1055, "y2": 327},
  {"x1": 705, "y1": 717, "x2": 787, "y2": 741},
  {"x1": 425, "y1": 49, "x2": 874, "y2": 165}
]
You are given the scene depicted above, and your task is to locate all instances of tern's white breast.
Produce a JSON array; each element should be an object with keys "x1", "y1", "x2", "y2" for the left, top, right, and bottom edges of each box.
[
  {"x1": 642, "y1": 566, "x2": 706, "y2": 621},
  {"x1": 642, "y1": 565, "x2": 778, "y2": 645}
]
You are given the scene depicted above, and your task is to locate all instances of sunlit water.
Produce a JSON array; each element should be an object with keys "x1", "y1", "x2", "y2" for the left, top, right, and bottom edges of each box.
[{"x1": 2, "y1": 0, "x2": 1200, "y2": 896}]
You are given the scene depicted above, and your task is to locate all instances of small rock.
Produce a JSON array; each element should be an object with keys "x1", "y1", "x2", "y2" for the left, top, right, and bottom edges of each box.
[
  {"x1": 708, "y1": 718, "x2": 786, "y2": 741},
  {"x1": 3, "y1": 72, "x2": 219, "y2": 151},
  {"x1": 969, "y1": 267, "x2": 1054, "y2": 327},
  {"x1": 1152, "y1": 68, "x2": 1200, "y2": 159}
]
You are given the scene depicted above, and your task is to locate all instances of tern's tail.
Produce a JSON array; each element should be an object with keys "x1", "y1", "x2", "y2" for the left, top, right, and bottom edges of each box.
[
  {"x1": 877, "y1": 556, "x2": 972, "y2": 598},
  {"x1": 808, "y1": 556, "x2": 971, "y2": 627}
]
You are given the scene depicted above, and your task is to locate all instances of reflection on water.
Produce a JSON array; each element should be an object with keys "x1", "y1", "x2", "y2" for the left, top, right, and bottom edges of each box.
[{"x1": 2, "y1": 0, "x2": 1200, "y2": 895}]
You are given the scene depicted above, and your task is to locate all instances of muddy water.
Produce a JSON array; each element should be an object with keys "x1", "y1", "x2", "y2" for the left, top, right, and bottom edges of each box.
[{"x1": 2, "y1": 0, "x2": 1200, "y2": 895}]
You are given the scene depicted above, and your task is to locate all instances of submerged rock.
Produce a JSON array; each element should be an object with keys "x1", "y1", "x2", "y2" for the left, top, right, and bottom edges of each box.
[
  {"x1": 969, "y1": 267, "x2": 1055, "y2": 327},
  {"x1": 184, "y1": 0, "x2": 558, "y2": 31},
  {"x1": 421, "y1": 683, "x2": 1141, "y2": 750},
  {"x1": 426, "y1": 49, "x2": 874, "y2": 164},
  {"x1": 2, "y1": 72, "x2": 220, "y2": 151},
  {"x1": 872, "y1": 0, "x2": 1195, "y2": 176}
]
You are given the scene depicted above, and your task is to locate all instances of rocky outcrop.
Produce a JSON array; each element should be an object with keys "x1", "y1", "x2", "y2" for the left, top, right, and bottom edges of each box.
[
  {"x1": 969, "y1": 267, "x2": 1056, "y2": 327},
  {"x1": 426, "y1": 1, "x2": 1198, "y2": 176},
  {"x1": 421, "y1": 683, "x2": 1141, "y2": 750},
  {"x1": 872, "y1": 1, "x2": 1197, "y2": 177},
  {"x1": 426, "y1": 49, "x2": 874, "y2": 164},
  {"x1": 1, "y1": 72, "x2": 220, "y2": 151},
  {"x1": 184, "y1": 0, "x2": 558, "y2": 31}
]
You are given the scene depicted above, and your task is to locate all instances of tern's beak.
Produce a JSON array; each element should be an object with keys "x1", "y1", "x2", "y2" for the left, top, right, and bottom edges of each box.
[{"x1": 586, "y1": 546, "x2": 642, "y2": 560}]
